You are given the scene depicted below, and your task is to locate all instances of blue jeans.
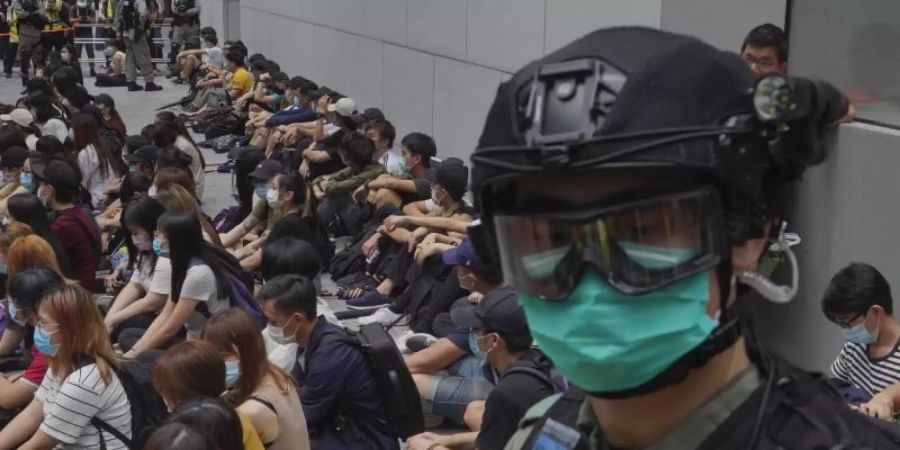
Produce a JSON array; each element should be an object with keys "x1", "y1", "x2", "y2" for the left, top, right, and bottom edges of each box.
[{"x1": 422, "y1": 355, "x2": 493, "y2": 423}]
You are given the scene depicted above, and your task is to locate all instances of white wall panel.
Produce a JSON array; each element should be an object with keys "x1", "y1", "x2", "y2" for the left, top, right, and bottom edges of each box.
[
  {"x1": 382, "y1": 44, "x2": 434, "y2": 138},
  {"x1": 661, "y1": 0, "x2": 786, "y2": 52},
  {"x1": 545, "y1": 0, "x2": 662, "y2": 54},
  {"x1": 432, "y1": 57, "x2": 504, "y2": 161},
  {"x1": 406, "y1": 0, "x2": 467, "y2": 60},
  {"x1": 362, "y1": 0, "x2": 407, "y2": 46},
  {"x1": 466, "y1": 0, "x2": 545, "y2": 72}
]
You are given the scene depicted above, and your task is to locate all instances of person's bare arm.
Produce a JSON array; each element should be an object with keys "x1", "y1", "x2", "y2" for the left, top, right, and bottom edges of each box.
[
  {"x1": 400, "y1": 215, "x2": 473, "y2": 234},
  {"x1": 0, "y1": 397, "x2": 43, "y2": 450},
  {"x1": 0, "y1": 377, "x2": 36, "y2": 410},
  {"x1": 367, "y1": 175, "x2": 419, "y2": 194},
  {"x1": 0, "y1": 327, "x2": 24, "y2": 357},
  {"x1": 406, "y1": 338, "x2": 467, "y2": 374},
  {"x1": 303, "y1": 148, "x2": 333, "y2": 163},
  {"x1": 403, "y1": 200, "x2": 431, "y2": 217}
]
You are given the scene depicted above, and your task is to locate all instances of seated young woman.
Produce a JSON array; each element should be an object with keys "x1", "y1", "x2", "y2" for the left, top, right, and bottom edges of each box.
[{"x1": 122, "y1": 211, "x2": 245, "y2": 360}]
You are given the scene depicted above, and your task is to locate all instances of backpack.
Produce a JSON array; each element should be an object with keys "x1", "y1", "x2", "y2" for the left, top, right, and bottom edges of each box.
[
  {"x1": 213, "y1": 205, "x2": 244, "y2": 233},
  {"x1": 503, "y1": 359, "x2": 569, "y2": 394},
  {"x1": 222, "y1": 271, "x2": 267, "y2": 328},
  {"x1": 81, "y1": 358, "x2": 168, "y2": 450},
  {"x1": 324, "y1": 323, "x2": 425, "y2": 439}
]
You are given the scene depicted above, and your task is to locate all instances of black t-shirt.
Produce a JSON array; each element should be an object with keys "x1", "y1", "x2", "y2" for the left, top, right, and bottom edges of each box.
[
  {"x1": 399, "y1": 168, "x2": 433, "y2": 205},
  {"x1": 476, "y1": 350, "x2": 557, "y2": 450},
  {"x1": 309, "y1": 129, "x2": 347, "y2": 179}
]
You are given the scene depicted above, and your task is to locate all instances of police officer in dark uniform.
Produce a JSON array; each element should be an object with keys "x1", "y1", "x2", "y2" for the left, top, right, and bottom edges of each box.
[{"x1": 469, "y1": 27, "x2": 900, "y2": 449}]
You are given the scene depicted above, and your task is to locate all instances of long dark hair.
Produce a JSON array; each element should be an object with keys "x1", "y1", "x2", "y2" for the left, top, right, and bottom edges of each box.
[
  {"x1": 167, "y1": 399, "x2": 243, "y2": 450},
  {"x1": 157, "y1": 211, "x2": 243, "y2": 304},
  {"x1": 72, "y1": 112, "x2": 121, "y2": 179},
  {"x1": 0, "y1": 125, "x2": 26, "y2": 151},
  {"x1": 35, "y1": 136, "x2": 82, "y2": 181},
  {"x1": 7, "y1": 193, "x2": 72, "y2": 276},
  {"x1": 119, "y1": 171, "x2": 152, "y2": 205},
  {"x1": 27, "y1": 92, "x2": 61, "y2": 124},
  {"x1": 122, "y1": 197, "x2": 164, "y2": 272},
  {"x1": 155, "y1": 112, "x2": 205, "y2": 168}
]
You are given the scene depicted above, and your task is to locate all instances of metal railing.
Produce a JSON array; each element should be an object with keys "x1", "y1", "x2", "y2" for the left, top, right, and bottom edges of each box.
[{"x1": 72, "y1": 22, "x2": 172, "y2": 64}]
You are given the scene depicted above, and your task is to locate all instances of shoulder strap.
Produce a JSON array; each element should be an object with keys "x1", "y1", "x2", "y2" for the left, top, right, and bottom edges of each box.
[
  {"x1": 91, "y1": 416, "x2": 133, "y2": 450},
  {"x1": 522, "y1": 388, "x2": 589, "y2": 450},
  {"x1": 248, "y1": 395, "x2": 278, "y2": 416},
  {"x1": 503, "y1": 364, "x2": 553, "y2": 389}
]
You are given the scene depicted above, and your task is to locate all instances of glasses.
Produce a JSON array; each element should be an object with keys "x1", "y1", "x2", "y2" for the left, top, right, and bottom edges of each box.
[
  {"x1": 833, "y1": 313, "x2": 864, "y2": 329},
  {"x1": 36, "y1": 320, "x2": 60, "y2": 334},
  {"x1": 493, "y1": 186, "x2": 724, "y2": 300},
  {"x1": 743, "y1": 56, "x2": 776, "y2": 70}
]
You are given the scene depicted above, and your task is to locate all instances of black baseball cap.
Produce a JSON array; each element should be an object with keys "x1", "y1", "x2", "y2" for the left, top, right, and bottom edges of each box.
[
  {"x1": 353, "y1": 107, "x2": 386, "y2": 124},
  {"x1": 1, "y1": 146, "x2": 29, "y2": 169},
  {"x1": 27, "y1": 151, "x2": 48, "y2": 179},
  {"x1": 125, "y1": 145, "x2": 158, "y2": 164},
  {"x1": 249, "y1": 159, "x2": 283, "y2": 181},
  {"x1": 433, "y1": 157, "x2": 469, "y2": 198},
  {"x1": 43, "y1": 159, "x2": 80, "y2": 192},
  {"x1": 451, "y1": 287, "x2": 529, "y2": 336}
]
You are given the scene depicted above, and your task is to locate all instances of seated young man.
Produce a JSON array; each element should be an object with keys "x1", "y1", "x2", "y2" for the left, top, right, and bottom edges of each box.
[
  {"x1": 299, "y1": 95, "x2": 357, "y2": 182},
  {"x1": 258, "y1": 274, "x2": 400, "y2": 450},
  {"x1": 823, "y1": 262, "x2": 900, "y2": 420},
  {"x1": 352, "y1": 158, "x2": 474, "y2": 309},
  {"x1": 263, "y1": 80, "x2": 321, "y2": 157},
  {"x1": 353, "y1": 132, "x2": 437, "y2": 210},
  {"x1": 314, "y1": 132, "x2": 386, "y2": 238},
  {"x1": 175, "y1": 32, "x2": 224, "y2": 84},
  {"x1": 407, "y1": 285, "x2": 556, "y2": 450},
  {"x1": 366, "y1": 119, "x2": 405, "y2": 177}
]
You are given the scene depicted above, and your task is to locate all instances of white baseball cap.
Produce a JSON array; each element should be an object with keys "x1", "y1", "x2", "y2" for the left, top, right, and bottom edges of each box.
[
  {"x1": 327, "y1": 97, "x2": 357, "y2": 117},
  {"x1": 0, "y1": 109, "x2": 34, "y2": 128}
]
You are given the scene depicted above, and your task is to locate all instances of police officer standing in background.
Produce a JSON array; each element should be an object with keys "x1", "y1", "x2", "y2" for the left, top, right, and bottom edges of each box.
[
  {"x1": 11, "y1": 0, "x2": 44, "y2": 84},
  {"x1": 114, "y1": 0, "x2": 161, "y2": 91},
  {"x1": 168, "y1": 0, "x2": 198, "y2": 75},
  {"x1": 470, "y1": 27, "x2": 900, "y2": 449}
]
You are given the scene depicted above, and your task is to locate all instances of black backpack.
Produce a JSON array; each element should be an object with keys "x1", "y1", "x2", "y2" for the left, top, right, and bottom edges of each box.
[
  {"x1": 324, "y1": 324, "x2": 425, "y2": 439},
  {"x1": 80, "y1": 358, "x2": 167, "y2": 450}
]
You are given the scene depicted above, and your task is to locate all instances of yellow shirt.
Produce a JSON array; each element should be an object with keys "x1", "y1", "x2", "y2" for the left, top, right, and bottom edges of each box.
[
  {"x1": 238, "y1": 411, "x2": 265, "y2": 450},
  {"x1": 230, "y1": 67, "x2": 253, "y2": 97}
]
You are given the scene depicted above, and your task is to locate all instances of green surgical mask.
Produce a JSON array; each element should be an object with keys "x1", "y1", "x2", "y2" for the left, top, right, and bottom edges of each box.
[{"x1": 519, "y1": 269, "x2": 716, "y2": 393}]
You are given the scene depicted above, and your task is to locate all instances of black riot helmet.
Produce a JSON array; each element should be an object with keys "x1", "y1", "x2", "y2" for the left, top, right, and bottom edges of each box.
[{"x1": 469, "y1": 27, "x2": 850, "y2": 398}]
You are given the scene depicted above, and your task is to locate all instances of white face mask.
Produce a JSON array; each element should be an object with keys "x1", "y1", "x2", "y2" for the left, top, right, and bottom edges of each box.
[
  {"x1": 265, "y1": 321, "x2": 297, "y2": 345},
  {"x1": 266, "y1": 188, "x2": 282, "y2": 209}
]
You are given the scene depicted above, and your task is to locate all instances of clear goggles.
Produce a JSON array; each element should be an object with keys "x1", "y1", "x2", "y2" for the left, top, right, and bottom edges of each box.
[{"x1": 493, "y1": 186, "x2": 723, "y2": 300}]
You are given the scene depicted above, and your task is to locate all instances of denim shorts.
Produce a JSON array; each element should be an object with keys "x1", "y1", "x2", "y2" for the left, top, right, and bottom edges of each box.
[{"x1": 422, "y1": 355, "x2": 494, "y2": 423}]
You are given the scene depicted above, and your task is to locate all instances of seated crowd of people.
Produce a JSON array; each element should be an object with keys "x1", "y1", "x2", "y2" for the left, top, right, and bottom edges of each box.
[
  {"x1": 0, "y1": 24, "x2": 570, "y2": 450},
  {"x1": 0, "y1": 20, "x2": 890, "y2": 450}
]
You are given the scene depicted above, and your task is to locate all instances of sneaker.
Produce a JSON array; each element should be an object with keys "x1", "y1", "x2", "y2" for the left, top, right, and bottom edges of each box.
[
  {"x1": 357, "y1": 307, "x2": 403, "y2": 326},
  {"x1": 216, "y1": 159, "x2": 235, "y2": 173},
  {"x1": 127, "y1": 82, "x2": 143, "y2": 91},
  {"x1": 144, "y1": 82, "x2": 163, "y2": 92},
  {"x1": 346, "y1": 292, "x2": 392, "y2": 310}
]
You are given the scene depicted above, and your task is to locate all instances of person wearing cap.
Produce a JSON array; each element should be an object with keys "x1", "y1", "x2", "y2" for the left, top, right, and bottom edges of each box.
[
  {"x1": 1, "y1": 108, "x2": 40, "y2": 151},
  {"x1": 353, "y1": 132, "x2": 437, "y2": 211},
  {"x1": 407, "y1": 288, "x2": 557, "y2": 450},
  {"x1": 462, "y1": 27, "x2": 884, "y2": 449},
  {"x1": 220, "y1": 159, "x2": 283, "y2": 254},
  {"x1": 35, "y1": 159, "x2": 100, "y2": 291},
  {"x1": 313, "y1": 132, "x2": 385, "y2": 238},
  {"x1": 299, "y1": 94, "x2": 358, "y2": 181},
  {"x1": 0, "y1": 146, "x2": 29, "y2": 204},
  {"x1": 125, "y1": 144, "x2": 158, "y2": 179}
]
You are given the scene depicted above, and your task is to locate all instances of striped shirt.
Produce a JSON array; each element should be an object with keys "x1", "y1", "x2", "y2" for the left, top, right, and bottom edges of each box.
[
  {"x1": 36, "y1": 363, "x2": 132, "y2": 449},
  {"x1": 831, "y1": 340, "x2": 900, "y2": 396}
]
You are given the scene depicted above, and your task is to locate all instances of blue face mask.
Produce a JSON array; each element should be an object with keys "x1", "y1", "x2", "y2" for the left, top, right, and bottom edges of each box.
[
  {"x1": 34, "y1": 326, "x2": 60, "y2": 357},
  {"x1": 255, "y1": 184, "x2": 269, "y2": 199},
  {"x1": 519, "y1": 269, "x2": 716, "y2": 394},
  {"x1": 844, "y1": 315, "x2": 880, "y2": 345},
  {"x1": 19, "y1": 172, "x2": 33, "y2": 192},
  {"x1": 151, "y1": 238, "x2": 168, "y2": 257},
  {"x1": 225, "y1": 360, "x2": 241, "y2": 387},
  {"x1": 468, "y1": 331, "x2": 486, "y2": 360},
  {"x1": 7, "y1": 300, "x2": 26, "y2": 327}
]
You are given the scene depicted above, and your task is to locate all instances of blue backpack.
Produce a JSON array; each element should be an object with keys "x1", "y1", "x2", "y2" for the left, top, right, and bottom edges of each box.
[{"x1": 223, "y1": 272, "x2": 267, "y2": 328}]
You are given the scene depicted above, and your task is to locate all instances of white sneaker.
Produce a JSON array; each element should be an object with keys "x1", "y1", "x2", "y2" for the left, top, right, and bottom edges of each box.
[{"x1": 357, "y1": 307, "x2": 403, "y2": 326}]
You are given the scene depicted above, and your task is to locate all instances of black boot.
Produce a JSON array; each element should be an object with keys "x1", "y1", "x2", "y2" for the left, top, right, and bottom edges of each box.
[{"x1": 127, "y1": 81, "x2": 143, "y2": 91}]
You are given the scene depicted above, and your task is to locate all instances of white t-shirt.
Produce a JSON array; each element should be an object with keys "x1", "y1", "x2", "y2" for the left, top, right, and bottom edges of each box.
[
  {"x1": 78, "y1": 144, "x2": 117, "y2": 206},
  {"x1": 36, "y1": 364, "x2": 132, "y2": 449},
  {"x1": 181, "y1": 260, "x2": 229, "y2": 339},
  {"x1": 204, "y1": 46, "x2": 224, "y2": 69},
  {"x1": 130, "y1": 256, "x2": 172, "y2": 295},
  {"x1": 378, "y1": 146, "x2": 405, "y2": 177},
  {"x1": 41, "y1": 118, "x2": 69, "y2": 143},
  {"x1": 174, "y1": 136, "x2": 205, "y2": 199}
]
